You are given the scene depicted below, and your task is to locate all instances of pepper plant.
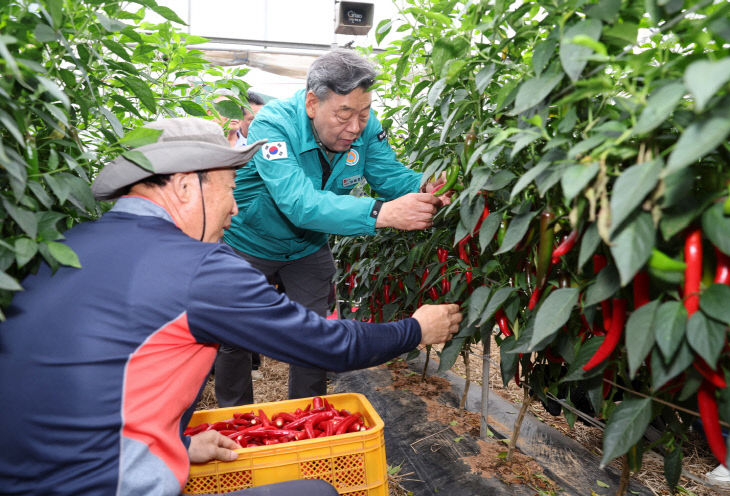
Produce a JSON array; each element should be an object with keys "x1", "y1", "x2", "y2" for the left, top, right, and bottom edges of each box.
[
  {"x1": 0, "y1": 0, "x2": 253, "y2": 318},
  {"x1": 334, "y1": 0, "x2": 730, "y2": 491}
]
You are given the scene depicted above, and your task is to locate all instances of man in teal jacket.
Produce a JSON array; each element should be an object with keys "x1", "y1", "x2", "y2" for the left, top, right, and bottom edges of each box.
[{"x1": 220, "y1": 49, "x2": 446, "y2": 403}]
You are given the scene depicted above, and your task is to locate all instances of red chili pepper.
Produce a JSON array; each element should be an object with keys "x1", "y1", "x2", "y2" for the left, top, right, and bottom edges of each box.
[
  {"x1": 693, "y1": 357, "x2": 727, "y2": 389},
  {"x1": 418, "y1": 269, "x2": 429, "y2": 306},
  {"x1": 437, "y1": 248, "x2": 450, "y2": 295},
  {"x1": 593, "y1": 255, "x2": 612, "y2": 332},
  {"x1": 335, "y1": 413, "x2": 363, "y2": 435},
  {"x1": 551, "y1": 229, "x2": 579, "y2": 265},
  {"x1": 495, "y1": 308, "x2": 512, "y2": 337},
  {"x1": 514, "y1": 361, "x2": 521, "y2": 387},
  {"x1": 583, "y1": 298, "x2": 627, "y2": 371},
  {"x1": 684, "y1": 229, "x2": 702, "y2": 315},
  {"x1": 184, "y1": 423, "x2": 210, "y2": 436},
  {"x1": 312, "y1": 396, "x2": 324, "y2": 411},
  {"x1": 697, "y1": 380, "x2": 728, "y2": 466},
  {"x1": 528, "y1": 285, "x2": 541, "y2": 310},
  {"x1": 602, "y1": 367, "x2": 615, "y2": 398},
  {"x1": 383, "y1": 283, "x2": 391, "y2": 304},
  {"x1": 715, "y1": 247, "x2": 730, "y2": 285},
  {"x1": 429, "y1": 287, "x2": 440, "y2": 301},
  {"x1": 458, "y1": 238, "x2": 473, "y2": 286},
  {"x1": 470, "y1": 204, "x2": 491, "y2": 238},
  {"x1": 632, "y1": 270, "x2": 650, "y2": 309}
]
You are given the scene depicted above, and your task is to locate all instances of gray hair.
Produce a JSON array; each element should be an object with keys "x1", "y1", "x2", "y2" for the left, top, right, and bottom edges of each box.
[{"x1": 306, "y1": 49, "x2": 378, "y2": 100}]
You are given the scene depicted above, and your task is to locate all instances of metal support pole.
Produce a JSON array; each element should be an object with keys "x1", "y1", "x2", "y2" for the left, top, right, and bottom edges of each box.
[{"x1": 480, "y1": 333, "x2": 491, "y2": 439}]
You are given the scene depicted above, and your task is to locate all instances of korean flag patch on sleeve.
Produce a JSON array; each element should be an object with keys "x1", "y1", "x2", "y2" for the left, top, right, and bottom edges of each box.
[{"x1": 262, "y1": 142, "x2": 288, "y2": 160}]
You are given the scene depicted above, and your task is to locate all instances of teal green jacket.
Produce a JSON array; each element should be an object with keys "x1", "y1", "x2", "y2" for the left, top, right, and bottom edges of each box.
[{"x1": 224, "y1": 89, "x2": 422, "y2": 261}]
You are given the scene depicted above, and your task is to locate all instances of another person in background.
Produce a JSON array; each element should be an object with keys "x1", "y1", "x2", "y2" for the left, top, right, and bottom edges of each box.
[
  {"x1": 220, "y1": 49, "x2": 451, "y2": 403},
  {"x1": 0, "y1": 117, "x2": 462, "y2": 496},
  {"x1": 226, "y1": 91, "x2": 265, "y2": 148},
  {"x1": 217, "y1": 90, "x2": 267, "y2": 400}
]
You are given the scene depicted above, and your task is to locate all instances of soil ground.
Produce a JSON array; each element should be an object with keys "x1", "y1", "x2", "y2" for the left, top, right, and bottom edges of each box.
[{"x1": 195, "y1": 336, "x2": 724, "y2": 496}]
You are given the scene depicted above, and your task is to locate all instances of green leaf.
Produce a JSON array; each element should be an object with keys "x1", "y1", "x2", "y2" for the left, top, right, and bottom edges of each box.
[
  {"x1": 119, "y1": 127, "x2": 163, "y2": 148},
  {"x1": 2, "y1": 199, "x2": 38, "y2": 239},
  {"x1": 510, "y1": 160, "x2": 550, "y2": 200},
  {"x1": 437, "y1": 336, "x2": 467, "y2": 372},
  {"x1": 609, "y1": 211, "x2": 655, "y2": 286},
  {"x1": 684, "y1": 58, "x2": 730, "y2": 112},
  {"x1": 478, "y1": 210, "x2": 502, "y2": 253},
  {"x1": 34, "y1": 23, "x2": 57, "y2": 42},
  {"x1": 479, "y1": 287, "x2": 515, "y2": 326},
  {"x1": 700, "y1": 284, "x2": 730, "y2": 325},
  {"x1": 214, "y1": 99, "x2": 243, "y2": 119},
  {"x1": 0, "y1": 270, "x2": 22, "y2": 291},
  {"x1": 101, "y1": 39, "x2": 132, "y2": 62},
  {"x1": 626, "y1": 301, "x2": 659, "y2": 378},
  {"x1": 584, "y1": 263, "x2": 620, "y2": 307},
  {"x1": 99, "y1": 107, "x2": 124, "y2": 138},
  {"x1": 530, "y1": 288, "x2": 580, "y2": 349},
  {"x1": 179, "y1": 100, "x2": 208, "y2": 117},
  {"x1": 494, "y1": 210, "x2": 537, "y2": 255},
  {"x1": 122, "y1": 77, "x2": 157, "y2": 113},
  {"x1": 633, "y1": 82, "x2": 685, "y2": 135},
  {"x1": 36, "y1": 76, "x2": 70, "y2": 109},
  {"x1": 586, "y1": 0, "x2": 621, "y2": 23},
  {"x1": 47, "y1": 241, "x2": 81, "y2": 269},
  {"x1": 467, "y1": 286, "x2": 491, "y2": 326},
  {"x1": 561, "y1": 162, "x2": 598, "y2": 201},
  {"x1": 686, "y1": 312, "x2": 725, "y2": 368},
  {"x1": 651, "y1": 341, "x2": 694, "y2": 389},
  {"x1": 532, "y1": 38, "x2": 558, "y2": 76},
  {"x1": 427, "y1": 78, "x2": 447, "y2": 108},
  {"x1": 149, "y1": 4, "x2": 187, "y2": 24},
  {"x1": 561, "y1": 337, "x2": 605, "y2": 382},
  {"x1": 475, "y1": 64, "x2": 496, "y2": 94},
  {"x1": 665, "y1": 114, "x2": 730, "y2": 176},
  {"x1": 664, "y1": 447, "x2": 683, "y2": 492},
  {"x1": 702, "y1": 202, "x2": 730, "y2": 256},
  {"x1": 609, "y1": 159, "x2": 662, "y2": 232},
  {"x1": 600, "y1": 397, "x2": 652, "y2": 467},
  {"x1": 569, "y1": 34, "x2": 607, "y2": 57},
  {"x1": 375, "y1": 19, "x2": 392, "y2": 44},
  {"x1": 511, "y1": 72, "x2": 563, "y2": 115},
  {"x1": 653, "y1": 301, "x2": 688, "y2": 361},
  {"x1": 560, "y1": 19, "x2": 603, "y2": 82},
  {"x1": 122, "y1": 150, "x2": 156, "y2": 172},
  {"x1": 578, "y1": 223, "x2": 600, "y2": 270},
  {"x1": 96, "y1": 12, "x2": 127, "y2": 32},
  {"x1": 14, "y1": 238, "x2": 38, "y2": 269}
]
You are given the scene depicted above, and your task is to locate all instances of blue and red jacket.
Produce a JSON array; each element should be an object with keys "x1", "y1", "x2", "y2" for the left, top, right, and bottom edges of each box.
[{"x1": 0, "y1": 197, "x2": 420, "y2": 495}]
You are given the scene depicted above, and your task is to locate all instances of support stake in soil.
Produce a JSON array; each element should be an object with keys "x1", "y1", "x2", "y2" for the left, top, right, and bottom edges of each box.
[
  {"x1": 459, "y1": 346, "x2": 471, "y2": 410},
  {"x1": 480, "y1": 336, "x2": 491, "y2": 440}
]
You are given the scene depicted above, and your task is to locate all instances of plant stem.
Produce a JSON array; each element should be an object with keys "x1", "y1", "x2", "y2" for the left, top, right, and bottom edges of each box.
[
  {"x1": 507, "y1": 387, "x2": 533, "y2": 462},
  {"x1": 616, "y1": 455, "x2": 629, "y2": 496},
  {"x1": 421, "y1": 344, "x2": 431, "y2": 381}
]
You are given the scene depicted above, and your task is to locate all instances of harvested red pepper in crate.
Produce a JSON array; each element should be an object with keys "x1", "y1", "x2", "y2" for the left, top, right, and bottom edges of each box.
[{"x1": 183, "y1": 393, "x2": 388, "y2": 495}]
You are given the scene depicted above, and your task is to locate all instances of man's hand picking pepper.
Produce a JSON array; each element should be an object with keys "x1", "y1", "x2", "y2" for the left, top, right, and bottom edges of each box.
[{"x1": 412, "y1": 304, "x2": 462, "y2": 345}]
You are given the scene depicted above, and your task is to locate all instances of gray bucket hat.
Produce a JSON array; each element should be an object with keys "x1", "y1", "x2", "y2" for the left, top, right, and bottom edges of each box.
[{"x1": 91, "y1": 117, "x2": 266, "y2": 200}]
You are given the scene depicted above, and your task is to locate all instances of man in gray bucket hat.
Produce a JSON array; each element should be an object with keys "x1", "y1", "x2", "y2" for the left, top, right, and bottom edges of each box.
[{"x1": 0, "y1": 116, "x2": 462, "y2": 496}]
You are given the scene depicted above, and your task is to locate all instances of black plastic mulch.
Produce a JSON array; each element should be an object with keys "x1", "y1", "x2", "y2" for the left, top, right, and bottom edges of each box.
[{"x1": 332, "y1": 351, "x2": 654, "y2": 496}]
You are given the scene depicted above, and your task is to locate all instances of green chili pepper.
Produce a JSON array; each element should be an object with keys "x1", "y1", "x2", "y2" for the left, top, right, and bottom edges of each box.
[
  {"x1": 648, "y1": 248, "x2": 686, "y2": 272},
  {"x1": 535, "y1": 208, "x2": 555, "y2": 288},
  {"x1": 464, "y1": 125, "x2": 477, "y2": 163},
  {"x1": 497, "y1": 219, "x2": 507, "y2": 246},
  {"x1": 434, "y1": 161, "x2": 459, "y2": 196}
]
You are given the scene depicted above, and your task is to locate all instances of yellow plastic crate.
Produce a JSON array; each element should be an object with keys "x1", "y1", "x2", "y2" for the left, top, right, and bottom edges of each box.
[{"x1": 183, "y1": 393, "x2": 387, "y2": 496}]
